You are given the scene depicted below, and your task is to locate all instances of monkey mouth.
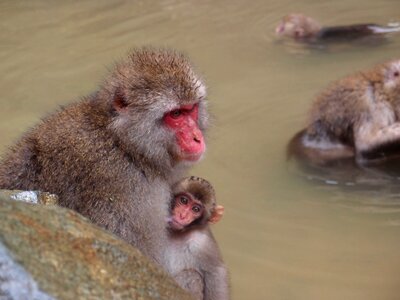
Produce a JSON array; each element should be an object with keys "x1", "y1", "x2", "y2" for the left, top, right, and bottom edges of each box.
[
  {"x1": 168, "y1": 219, "x2": 186, "y2": 230},
  {"x1": 181, "y1": 151, "x2": 204, "y2": 162}
]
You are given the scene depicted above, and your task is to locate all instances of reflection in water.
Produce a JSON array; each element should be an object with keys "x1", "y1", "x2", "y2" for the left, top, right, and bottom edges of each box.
[
  {"x1": 1, "y1": 1, "x2": 400, "y2": 299},
  {"x1": 289, "y1": 157, "x2": 400, "y2": 210}
]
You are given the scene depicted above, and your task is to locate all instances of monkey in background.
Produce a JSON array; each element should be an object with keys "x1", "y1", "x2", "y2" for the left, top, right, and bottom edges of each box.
[
  {"x1": 288, "y1": 59, "x2": 400, "y2": 166},
  {"x1": 165, "y1": 176, "x2": 229, "y2": 300},
  {"x1": 0, "y1": 48, "x2": 220, "y2": 289},
  {"x1": 275, "y1": 13, "x2": 400, "y2": 42}
]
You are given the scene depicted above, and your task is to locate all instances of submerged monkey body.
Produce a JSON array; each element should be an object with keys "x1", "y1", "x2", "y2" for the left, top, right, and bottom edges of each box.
[
  {"x1": 317, "y1": 24, "x2": 383, "y2": 41},
  {"x1": 289, "y1": 60, "x2": 400, "y2": 165},
  {"x1": 276, "y1": 13, "x2": 400, "y2": 43}
]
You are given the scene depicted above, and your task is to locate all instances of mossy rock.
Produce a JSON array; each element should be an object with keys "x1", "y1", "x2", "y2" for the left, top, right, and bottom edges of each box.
[{"x1": 0, "y1": 192, "x2": 192, "y2": 300}]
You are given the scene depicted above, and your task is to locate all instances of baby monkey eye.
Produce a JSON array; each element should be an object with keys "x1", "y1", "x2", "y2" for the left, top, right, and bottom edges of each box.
[
  {"x1": 192, "y1": 205, "x2": 202, "y2": 213},
  {"x1": 180, "y1": 196, "x2": 189, "y2": 205},
  {"x1": 394, "y1": 71, "x2": 399, "y2": 77}
]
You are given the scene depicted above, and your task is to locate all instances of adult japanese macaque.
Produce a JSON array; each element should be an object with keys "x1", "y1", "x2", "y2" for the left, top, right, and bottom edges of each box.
[
  {"x1": 166, "y1": 176, "x2": 229, "y2": 300},
  {"x1": 288, "y1": 59, "x2": 400, "y2": 166},
  {"x1": 275, "y1": 13, "x2": 400, "y2": 42},
  {"x1": 0, "y1": 48, "x2": 213, "y2": 273}
]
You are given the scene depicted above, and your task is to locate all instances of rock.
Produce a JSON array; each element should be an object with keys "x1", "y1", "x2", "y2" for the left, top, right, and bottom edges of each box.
[
  {"x1": 0, "y1": 190, "x2": 58, "y2": 205},
  {"x1": 0, "y1": 242, "x2": 55, "y2": 300},
  {"x1": 0, "y1": 193, "x2": 192, "y2": 300}
]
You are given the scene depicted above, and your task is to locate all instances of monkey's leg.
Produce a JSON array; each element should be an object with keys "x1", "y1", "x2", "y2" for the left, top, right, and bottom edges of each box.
[
  {"x1": 355, "y1": 122, "x2": 400, "y2": 161},
  {"x1": 174, "y1": 269, "x2": 204, "y2": 300}
]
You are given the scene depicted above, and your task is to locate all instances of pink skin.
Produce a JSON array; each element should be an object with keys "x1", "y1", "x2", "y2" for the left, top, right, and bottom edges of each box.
[
  {"x1": 275, "y1": 23, "x2": 285, "y2": 35},
  {"x1": 163, "y1": 104, "x2": 205, "y2": 162},
  {"x1": 169, "y1": 193, "x2": 204, "y2": 231}
]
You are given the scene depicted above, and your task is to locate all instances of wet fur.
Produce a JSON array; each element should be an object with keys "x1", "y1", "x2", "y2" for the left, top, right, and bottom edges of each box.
[
  {"x1": 277, "y1": 13, "x2": 400, "y2": 42},
  {"x1": 289, "y1": 60, "x2": 400, "y2": 166}
]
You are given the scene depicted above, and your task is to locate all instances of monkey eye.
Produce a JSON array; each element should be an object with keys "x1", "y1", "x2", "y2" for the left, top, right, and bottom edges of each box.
[
  {"x1": 394, "y1": 71, "x2": 399, "y2": 77},
  {"x1": 192, "y1": 205, "x2": 202, "y2": 214},
  {"x1": 169, "y1": 109, "x2": 182, "y2": 119},
  {"x1": 180, "y1": 196, "x2": 189, "y2": 205}
]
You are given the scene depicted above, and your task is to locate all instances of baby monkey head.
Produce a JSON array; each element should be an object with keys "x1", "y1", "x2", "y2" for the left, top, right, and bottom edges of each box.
[{"x1": 169, "y1": 176, "x2": 216, "y2": 232}]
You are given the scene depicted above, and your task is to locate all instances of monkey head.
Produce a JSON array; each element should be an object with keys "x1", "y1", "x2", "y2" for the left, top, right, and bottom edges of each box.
[
  {"x1": 361, "y1": 59, "x2": 400, "y2": 102},
  {"x1": 169, "y1": 176, "x2": 216, "y2": 232},
  {"x1": 382, "y1": 60, "x2": 400, "y2": 96},
  {"x1": 275, "y1": 13, "x2": 321, "y2": 39},
  {"x1": 102, "y1": 48, "x2": 209, "y2": 172}
]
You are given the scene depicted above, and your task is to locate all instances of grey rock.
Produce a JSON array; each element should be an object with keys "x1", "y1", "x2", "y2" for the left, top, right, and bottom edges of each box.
[{"x1": 0, "y1": 242, "x2": 54, "y2": 300}]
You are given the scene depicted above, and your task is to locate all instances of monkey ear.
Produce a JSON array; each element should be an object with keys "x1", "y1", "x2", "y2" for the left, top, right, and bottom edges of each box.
[
  {"x1": 112, "y1": 89, "x2": 129, "y2": 113},
  {"x1": 208, "y1": 205, "x2": 224, "y2": 224}
]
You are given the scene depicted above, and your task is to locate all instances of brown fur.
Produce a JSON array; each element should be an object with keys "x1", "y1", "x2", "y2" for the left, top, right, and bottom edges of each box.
[
  {"x1": 276, "y1": 13, "x2": 400, "y2": 41},
  {"x1": 0, "y1": 48, "x2": 210, "y2": 268},
  {"x1": 289, "y1": 59, "x2": 400, "y2": 166},
  {"x1": 168, "y1": 176, "x2": 229, "y2": 300}
]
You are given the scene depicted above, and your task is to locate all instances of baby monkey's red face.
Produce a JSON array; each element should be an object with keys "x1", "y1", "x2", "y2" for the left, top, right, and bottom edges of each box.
[{"x1": 169, "y1": 192, "x2": 204, "y2": 231}]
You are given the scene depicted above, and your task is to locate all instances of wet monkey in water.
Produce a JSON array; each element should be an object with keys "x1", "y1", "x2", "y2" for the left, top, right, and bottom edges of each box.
[
  {"x1": 0, "y1": 48, "x2": 231, "y2": 296},
  {"x1": 275, "y1": 13, "x2": 400, "y2": 42},
  {"x1": 288, "y1": 59, "x2": 400, "y2": 166},
  {"x1": 165, "y1": 176, "x2": 229, "y2": 300}
]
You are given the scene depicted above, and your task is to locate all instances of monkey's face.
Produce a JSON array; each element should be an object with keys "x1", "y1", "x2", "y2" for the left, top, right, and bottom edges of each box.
[
  {"x1": 107, "y1": 49, "x2": 209, "y2": 168},
  {"x1": 275, "y1": 19, "x2": 300, "y2": 38},
  {"x1": 275, "y1": 14, "x2": 320, "y2": 39},
  {"x1": 383, "y1": 61, "x2": 400, "y2": 93},
  {"x1": 275, "y1": 14, "x2": 308, "y2": 39},
  {"x1": 169, "y1": 193, "x2": 204, "y2": 231},
  {"x1": 163, "y1": 103, "x2": 205, "y2": 162}
]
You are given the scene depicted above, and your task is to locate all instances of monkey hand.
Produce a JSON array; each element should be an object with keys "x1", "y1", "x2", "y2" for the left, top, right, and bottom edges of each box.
[{"x1": 208, "y1": 205, "x2": 224, "y2": 224}]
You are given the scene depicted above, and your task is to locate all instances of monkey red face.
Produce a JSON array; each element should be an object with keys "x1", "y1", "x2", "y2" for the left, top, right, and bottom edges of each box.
[
  {"x1": 169, "y1": 193, "x2": 204, "y2": 231},
  {"x1": 164, "y1": 103, "x2": 205, "y2": 162}
]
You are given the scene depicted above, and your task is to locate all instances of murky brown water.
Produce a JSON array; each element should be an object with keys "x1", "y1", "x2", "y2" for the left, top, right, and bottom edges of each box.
[{"x1": 2, "y1": 1, "x2": 400, "y2": 299}]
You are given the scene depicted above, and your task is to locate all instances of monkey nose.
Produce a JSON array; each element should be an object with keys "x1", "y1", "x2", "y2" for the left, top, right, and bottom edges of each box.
[
  {"x1": 275, "y1": 24, "x2": 284, "y2": 34},
  {"x1": 194, "y1": 135, "x2": 201, "y2": 143},
  {"x1": 193, "y1": 129, "x2": 203, "y2": 144}
]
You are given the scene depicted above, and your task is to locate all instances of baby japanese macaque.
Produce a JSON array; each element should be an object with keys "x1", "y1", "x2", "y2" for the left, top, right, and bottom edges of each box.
[
  {"x1": 276, "y1": 13, "x2": 400, "y2": 42},
  {"x1": 165, "y1": 176, "x2": 229, "y2": 300},
  {"x1": 288, "y1": 59, "x2": 400, "y2": 166},
  {"x1": 168, "y1": 177, "x2": 224, "y2": 231}
]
